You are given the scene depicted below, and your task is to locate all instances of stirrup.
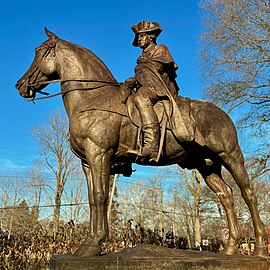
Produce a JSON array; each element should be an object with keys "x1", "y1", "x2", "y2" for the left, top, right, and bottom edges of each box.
[
  {"x1": 126, "y1": 148, "x2": 158, "y2": 163},
  {"x1": 141, "y1": 147, "x2": 158, "y2": 162},
  {"x1": 126, "y1": 149, "x2": 141, "y2": 156}
]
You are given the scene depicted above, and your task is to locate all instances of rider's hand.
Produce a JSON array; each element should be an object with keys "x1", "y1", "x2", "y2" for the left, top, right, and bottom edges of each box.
[{"x1": 125, "y1": 77, "x2": 136, "y2": 89}]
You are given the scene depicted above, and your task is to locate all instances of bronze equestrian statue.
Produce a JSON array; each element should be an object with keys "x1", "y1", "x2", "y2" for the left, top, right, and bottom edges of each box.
[{"x1": 15, "y1": 25, "x2": 267, "y2": 257}]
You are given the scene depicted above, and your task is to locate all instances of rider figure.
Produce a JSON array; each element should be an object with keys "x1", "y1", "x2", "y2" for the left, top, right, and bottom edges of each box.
[{"x1": 126, "y1": 21, "x2": 179, "y2": 162}]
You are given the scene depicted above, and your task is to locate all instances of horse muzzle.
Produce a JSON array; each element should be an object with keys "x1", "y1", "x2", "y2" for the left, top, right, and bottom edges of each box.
[{"x1": 15, "y1": 80, "x2": 35, "y2": 98}]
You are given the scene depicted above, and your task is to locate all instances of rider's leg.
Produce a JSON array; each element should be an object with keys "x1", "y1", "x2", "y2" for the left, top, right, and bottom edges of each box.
[
  {"x1": 129, "y1": 88, "x2": 160, "y2": 161},
  {"x1": 138, "y1": 105, "x2": 159, "y2": 160}
]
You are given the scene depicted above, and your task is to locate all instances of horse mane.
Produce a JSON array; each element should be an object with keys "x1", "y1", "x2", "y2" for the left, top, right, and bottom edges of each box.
[{"x1": 57, "y1": 38, "x2": 118, "y2": 83}]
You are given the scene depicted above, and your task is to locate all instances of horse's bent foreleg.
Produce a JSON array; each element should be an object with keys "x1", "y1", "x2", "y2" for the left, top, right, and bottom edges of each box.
[
  {"x1": 75, "y1": 139, "x2": 112, "y2": 257},
  {"x1": 222, "y1": 149, "x2": 267, "y2": 256},
  {"x1": 201, "y1": 166, "x2": 240, "y2": 255}
]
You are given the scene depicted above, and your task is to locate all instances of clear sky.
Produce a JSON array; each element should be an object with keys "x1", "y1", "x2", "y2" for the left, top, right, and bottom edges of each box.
[{"x1": 0, "y1": 0, "x2": 203, "y2": 178}]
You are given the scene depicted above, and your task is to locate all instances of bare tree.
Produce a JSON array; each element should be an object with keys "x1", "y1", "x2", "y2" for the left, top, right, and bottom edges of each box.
[
  {"x1": 118, "y1": 180, "x2": 149, "y2": 228},
  {"x1": 0, "y1": 174, "x2": 40, "y2": 235},
  {"x1": 23, "y1": 161, "x2": 46, "y2": 223},
  {"x1": 31, "y1": 109, "x2": 79, "y2": 235},
  {"x1": 199, "y1": 0, "x2": 270, "y2": 174},
  {"x1": 145, "y1": 175, "x2": 165, "y2": 233},
  {"x1": 165, "y1": 167, "x2": 203, "y2": 248},
  {"x1": 0, "y1": 176, "x2": 21, "y2": 236},
  {"x1": 61, "y1": 166, "x2": 89, "y2": 224},
  {"x1": 108, "y1": 174, "x2": 119, "y2": 226},
  {"x1": 183, "y1": 170, "x2": 203, "y2": 249}
]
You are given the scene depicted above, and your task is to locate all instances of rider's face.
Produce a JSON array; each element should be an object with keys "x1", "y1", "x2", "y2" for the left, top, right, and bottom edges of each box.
[{"x1": 138, "y1": 33, "x2": 152, "y2": 49}]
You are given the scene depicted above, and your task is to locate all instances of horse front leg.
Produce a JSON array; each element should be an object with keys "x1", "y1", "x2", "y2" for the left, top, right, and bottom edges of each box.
[
  {"x1": 75, "y1": 163, "x2": 100, "y2": 256},
  {"x1": 75, "y1": 140, "x2": 112, "y2": 257}
]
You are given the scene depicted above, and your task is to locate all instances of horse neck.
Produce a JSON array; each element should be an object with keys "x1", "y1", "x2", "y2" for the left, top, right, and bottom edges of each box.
[{"x1": 56, "y1": 42, "x2": 117, "y2": 118}]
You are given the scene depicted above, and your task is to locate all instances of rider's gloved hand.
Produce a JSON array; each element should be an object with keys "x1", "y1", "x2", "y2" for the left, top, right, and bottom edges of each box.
[{"x1": 125, "y1": 77, "x2": 137, "y2": 89}]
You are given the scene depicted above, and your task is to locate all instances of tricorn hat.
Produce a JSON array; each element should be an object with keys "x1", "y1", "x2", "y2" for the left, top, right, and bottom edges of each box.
[{"x1": 131, "y1": 21, "x2": 163, "y2": 47}]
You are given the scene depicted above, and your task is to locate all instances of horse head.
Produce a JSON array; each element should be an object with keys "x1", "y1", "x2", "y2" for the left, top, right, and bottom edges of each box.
[
  {"x1": 16, "y1": 28, "x2": 117, "y2": 101},
  {"x1": 16, "y1": 28, "x2": 59, "y2": 99}
]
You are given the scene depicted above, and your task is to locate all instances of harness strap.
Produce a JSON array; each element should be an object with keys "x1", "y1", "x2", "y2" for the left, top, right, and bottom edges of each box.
[
  {"x1": 30, "y1": 78, "x2": 120, "y2": 87},
  {"x1": 156, "y1": 112, "x2": 167, "y2": 162},
  {"x1": 28, "y1": 78, "x2": 121, "y2": 101},
  {"x1": 29, "y1": 92, "x2": 62, "y2": 101}
]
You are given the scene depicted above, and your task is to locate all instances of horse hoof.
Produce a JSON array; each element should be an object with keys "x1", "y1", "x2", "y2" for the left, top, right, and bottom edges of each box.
[
  {"x1": 74, "y1": 244, "x2": 101, "y2": 257},
  {"x1": 222, "y1": 245, "x2": 238, "y2": 255},
  {"x1": 253, "y1": 246, "x2": 268, "y2": 257}
]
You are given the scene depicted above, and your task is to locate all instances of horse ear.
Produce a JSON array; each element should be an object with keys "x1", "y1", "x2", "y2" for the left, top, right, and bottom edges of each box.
[{"x1": 44, "y1": 27, "x2": 59, "y2": 40}]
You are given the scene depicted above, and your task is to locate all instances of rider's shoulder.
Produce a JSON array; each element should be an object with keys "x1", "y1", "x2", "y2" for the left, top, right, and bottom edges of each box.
[{"x1": 155, "y1": 44, "x2": 169, "y2": 51}]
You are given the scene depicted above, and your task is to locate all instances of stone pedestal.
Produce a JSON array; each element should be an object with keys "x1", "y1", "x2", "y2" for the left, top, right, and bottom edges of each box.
[{"x1": 48, "y1": 245, "x2": 270, "y2": 270}]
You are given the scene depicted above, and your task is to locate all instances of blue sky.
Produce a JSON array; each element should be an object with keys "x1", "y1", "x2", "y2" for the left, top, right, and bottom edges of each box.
[{"x1": 0, "y1": 0, "x2": 203, "y2": 178}]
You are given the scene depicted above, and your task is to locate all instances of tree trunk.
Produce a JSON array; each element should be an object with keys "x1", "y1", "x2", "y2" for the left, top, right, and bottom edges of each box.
[
  {"x1": 108, "y1": 174, "x2": 118, "y2": 226},
  {"x1": 194, "y1": 205, "x2": 202, "y2": 248},
  {"x1": 53, "y1": 188, "x2": 62, "y2": 238}
]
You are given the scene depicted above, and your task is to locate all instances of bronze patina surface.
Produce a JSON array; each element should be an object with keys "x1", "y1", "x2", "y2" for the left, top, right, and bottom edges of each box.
[
  {"x1": 16, "y1": 24, "x2": 267, "y2": 258},
  {"x1": 48, "y1": 245, "x2": 270, "y2": 270}
]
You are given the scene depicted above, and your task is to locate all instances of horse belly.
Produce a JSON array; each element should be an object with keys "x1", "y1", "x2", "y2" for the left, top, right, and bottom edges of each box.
[{"x1": 160, "y1": 130, "x2": 186, "y2": 164}]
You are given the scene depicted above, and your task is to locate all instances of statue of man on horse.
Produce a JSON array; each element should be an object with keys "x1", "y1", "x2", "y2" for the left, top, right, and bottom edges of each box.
[
  {"x1": 126, "y1": 21, "x2": 194, "y2": 162},
  {"x1": 15, "y1": 25, "x2": 267, "y2": 257}
]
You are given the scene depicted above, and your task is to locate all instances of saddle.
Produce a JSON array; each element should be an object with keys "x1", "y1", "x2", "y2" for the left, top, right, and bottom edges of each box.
[
  {"x1": 126, "y1": 92, "x2": 205, "y2": 159},
  {"x1": 78, "y1": 84, "x2": 205, "y2": 159}
]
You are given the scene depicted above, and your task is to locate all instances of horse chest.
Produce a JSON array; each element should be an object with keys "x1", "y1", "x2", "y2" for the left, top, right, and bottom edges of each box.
[{"x1": 70, "y1": 111, "x2": 121, "y2": 149}]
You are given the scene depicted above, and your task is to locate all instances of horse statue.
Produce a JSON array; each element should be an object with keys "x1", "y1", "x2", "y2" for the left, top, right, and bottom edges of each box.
[{"x1": 15, "y1": 28, "x2": 266, "y2": 257}]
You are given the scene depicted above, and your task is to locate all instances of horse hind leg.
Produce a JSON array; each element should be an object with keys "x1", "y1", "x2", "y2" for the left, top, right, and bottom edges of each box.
[
  {"x1": 199, "y1": 163, "x2": 240, "y2": 255},
  {"x1": 221, "y1": 147, "x2": 267, "y2": 256}
]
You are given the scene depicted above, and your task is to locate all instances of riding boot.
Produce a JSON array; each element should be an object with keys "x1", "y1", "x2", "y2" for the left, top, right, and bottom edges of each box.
[
  {"x1": 141, "y1": 123, "x2": 159, "y2": 161},
  {"x1": 127, "y1": 106, "x2": 159, "y2": 162}
]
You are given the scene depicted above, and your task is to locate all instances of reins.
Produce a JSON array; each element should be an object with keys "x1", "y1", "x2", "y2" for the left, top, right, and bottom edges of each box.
[{"x1": 28, "y1": 78, "x2": 121, "y2": 101}]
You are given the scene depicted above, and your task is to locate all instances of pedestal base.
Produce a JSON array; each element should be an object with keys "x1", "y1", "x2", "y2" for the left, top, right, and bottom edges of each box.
[{"x1": 48, "y1": 245, "x2": 270, "y2": 270}]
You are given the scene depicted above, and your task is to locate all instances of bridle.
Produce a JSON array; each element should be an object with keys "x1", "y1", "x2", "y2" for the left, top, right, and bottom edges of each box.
[{"x1": 24, "y1": 40, "x2": 120, "y2": 102}]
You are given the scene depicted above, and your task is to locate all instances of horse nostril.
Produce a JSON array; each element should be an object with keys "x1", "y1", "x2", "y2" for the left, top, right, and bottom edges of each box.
[{"x1": 15, "y1": 81, "x2": 20, "y2": 89}]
